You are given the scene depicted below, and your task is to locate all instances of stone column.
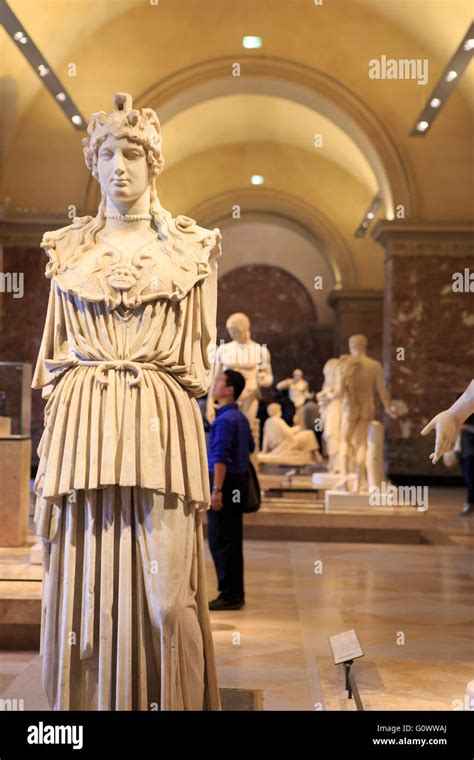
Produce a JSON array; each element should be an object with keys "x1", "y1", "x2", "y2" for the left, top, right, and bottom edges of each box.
[
  {"x1": 328, "y1": 289, "x2": 384, "y2": 359},
  {"x1": 373, "y1": 221, "x2": 474, "y2": 478}
]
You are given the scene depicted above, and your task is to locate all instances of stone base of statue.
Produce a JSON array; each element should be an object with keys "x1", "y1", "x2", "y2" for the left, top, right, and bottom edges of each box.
[
  {"x1": 312, "y1": 472, "x2": 356, "y2": 491},
  {"x1": 0, "y1": 437, "x2": 31, "y2": 546},
  {"x1": 0, "y1": 417, "x2": 12, "y2": 436},
  {"x1": 29, "y1": 541, "x2": 42, "y2": 565},
  {"x1": 258, "y1": 450, "x2": 320, "y2": 466},
  {"x1": 324, "y1": 489, "x2": 374, "y2": 511},
  {"x1": 367, "y1": 420, "x2": 384, "y2": 489}
]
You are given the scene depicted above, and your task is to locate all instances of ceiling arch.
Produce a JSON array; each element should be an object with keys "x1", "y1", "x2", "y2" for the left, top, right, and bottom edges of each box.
[
  {"x1": 160, "y1": 95, "x2": 378, "y2": 195},
  {"x1": 214, "y1": 213, "x2": 335, "y2": 325},
  {"x1": 134, "y1": 55, "x2": 418, "y2": 218},
  {"x1": 186, "y1": 186, "x2": 356, "y2": 290}
]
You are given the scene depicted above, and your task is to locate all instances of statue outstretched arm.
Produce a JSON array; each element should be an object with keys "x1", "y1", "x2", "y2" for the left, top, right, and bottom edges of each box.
[{"x1": 421, "y1": 380, "x2": 474, "y2": 463}]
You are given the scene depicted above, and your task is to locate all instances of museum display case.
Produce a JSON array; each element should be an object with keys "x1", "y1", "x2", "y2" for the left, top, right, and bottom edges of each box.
[{"x1": 0, "y1": 362, "x2": 32, "y2": 547}]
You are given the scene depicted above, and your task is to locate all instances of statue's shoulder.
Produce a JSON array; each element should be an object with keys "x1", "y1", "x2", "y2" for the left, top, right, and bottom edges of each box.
[
  {"x1": 361, "y1": 354, "x2": 380, "y2": 372},
  {"x1": 173, "y1": 214, "x2": 222, "y2": 261},
  {"x1": 41, "y1": 216, "x2": 94, "y2": 278}
]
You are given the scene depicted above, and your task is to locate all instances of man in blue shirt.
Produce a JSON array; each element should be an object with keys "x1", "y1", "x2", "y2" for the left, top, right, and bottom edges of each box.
[{"x1": 207, "y1": 369, "x2": 255, "y2": 610}]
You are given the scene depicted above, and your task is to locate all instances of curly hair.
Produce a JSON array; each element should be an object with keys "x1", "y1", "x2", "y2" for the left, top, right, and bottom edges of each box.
[{"x1": 75, "y1": 94, "x2": 191, "y2": 269}]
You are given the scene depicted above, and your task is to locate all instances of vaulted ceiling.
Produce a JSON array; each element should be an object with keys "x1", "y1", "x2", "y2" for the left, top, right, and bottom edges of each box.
[{"x1": 1, "y1": 0, "x2": 472, "y2": 290}]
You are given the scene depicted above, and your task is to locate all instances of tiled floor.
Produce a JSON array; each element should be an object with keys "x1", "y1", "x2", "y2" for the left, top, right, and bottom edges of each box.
[
  {"x1": 0, "y1": 487, "x2": 472, "y2": 710},
  {"x1": 210, "y1": 538, "x2": 473, "y2": 710}
]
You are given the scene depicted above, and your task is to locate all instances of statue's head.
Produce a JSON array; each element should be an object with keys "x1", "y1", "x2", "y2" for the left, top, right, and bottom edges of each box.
[
  {"x1": 267, "y1": 403, "x2": 282, "y2": 418},
  {"x1": 323, "y1": 358, "x2": 338, "y2": 383},
  {"x1": 83, "y1": 92, "x2": 164, "y2": 208},
  {"x1": 348, "y1": 334, "x2": 368, "y2": 356},
  {"x1": 293, "y1": 368, "x2": 304, "y2": 380},
  {"x1": 226, "y1": 312, "x2": 251, "y2": 343}
]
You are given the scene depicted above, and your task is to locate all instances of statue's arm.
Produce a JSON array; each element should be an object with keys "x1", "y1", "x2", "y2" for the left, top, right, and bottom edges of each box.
[
  {"x1": 31, "y1": 281, "x2": 70, "y2": 399},
  {"x1": 447, "y1": 380, "x2": 474, "y2": 423},
  {"x1": 375, "y1": 363, "x2": 397, "y2": 418},
  {"x1": 421, "y1": 380, "x2": 474, "y2": 463},
  {"x1": 259, "y1": 348, "x2": 274, "y2": 388},
  {"x1": 205, "y1": 344, "x2": 222, "y2": 423}
]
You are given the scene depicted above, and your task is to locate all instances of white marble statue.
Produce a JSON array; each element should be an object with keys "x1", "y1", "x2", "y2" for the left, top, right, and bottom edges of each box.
[
  {"x1": 276, "y1": 368, "x2": 309, "y2": 426},
  {"x1": 316, "y1": 358, "x2": 341, "y2": 472},
  {"x1": 209, "y1": 312, "x2": 273, "y2": 424},
  {"x1": 32, "y1": 93, "x2": 221, "y2": 711},
  {"x1": 338, "y1": 335, "x2": 397, "y2": 491},
  {"x1": 422, "y1": 379, "x2": 474, "y2": 462},
  {"x1": 258, "y1": 403, "x2": 322, "y2": 465}
]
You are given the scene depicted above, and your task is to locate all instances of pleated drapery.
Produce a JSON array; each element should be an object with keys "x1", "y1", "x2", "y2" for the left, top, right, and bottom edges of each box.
[
  {"x1": 40, "y1": 487, "x2": 220, "y2": 711},
  {"x1": 32, "y1": 222, "x2": 222, "y2": 710}
]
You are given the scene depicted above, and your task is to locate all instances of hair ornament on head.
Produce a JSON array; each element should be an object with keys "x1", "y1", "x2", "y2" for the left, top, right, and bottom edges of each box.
[{"x1": 82, "y1": 92, "x2": 164, "y2": 179}]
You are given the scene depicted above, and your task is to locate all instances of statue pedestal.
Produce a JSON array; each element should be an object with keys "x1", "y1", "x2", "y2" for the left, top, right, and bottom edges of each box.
[
  {"x1": 312, "y1": 472, "x2": 353, "y2": 490},
  {"x1": 325, "y1": 490, "x2": 373, "y2": 511},
  {"x1": 0, "y1": 438, "x2": 31, "y2": 546},
  {"x1": 0, "y1": 417, "x2": 12, "y2": 436},
  {"x1": 367, "y1": 420, "x2": 384, "y2": 488},
  {"x1": 29, "y1": 541, "x2": 42, "y2": 565}
]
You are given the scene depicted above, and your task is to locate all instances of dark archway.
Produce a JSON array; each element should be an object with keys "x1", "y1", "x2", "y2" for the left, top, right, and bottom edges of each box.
[{"x1": 217, "y1": 264, "x2": 330, "y2": 393}]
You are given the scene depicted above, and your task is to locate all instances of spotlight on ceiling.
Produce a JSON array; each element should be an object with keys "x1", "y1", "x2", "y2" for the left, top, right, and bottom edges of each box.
[
  {"x1": 410, "y1": 22, "x2": 473, "y2": 137},
  {"x1": 250, "y1": 175, "x2": 265, "y2": 186},
  {"x1": 416, "y1": 120, "x2": 430, "y2": 132},
  {"x1": 1, "y1": 0, "x2": 86, "y2": 130},
  {"x1": 355, "y1": 193, "x2": 382, "y2": 238},
  {"x1": 13, "y1": 30, "x2": 27, "y2": 44},
  {"x1": 243, "y1": 35, "x2": 262, "y2": 49}
]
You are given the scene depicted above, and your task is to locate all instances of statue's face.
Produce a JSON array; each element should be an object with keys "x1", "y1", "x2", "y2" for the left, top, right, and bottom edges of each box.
[
  {"x1": 106, "y1": 264, "x2": 138, "y2": 292},
  {"x1": 293, "y1": 369, "x2": 303, "y2": 380},
  {"x1": 227, "y1": 323, "x2": 242, "y2": 341},
  {"x1": 97, "y1": 135, "x2": 150, "y2": 205},
  {"x1": 349, "y1": 337, "x2": 366, "y2": 355},
  {"x1": 226, "y1": 317, "x2": 248, "y2": 342}
]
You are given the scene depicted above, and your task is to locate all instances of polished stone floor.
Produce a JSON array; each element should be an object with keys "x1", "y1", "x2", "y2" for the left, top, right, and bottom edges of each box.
[{"x1": 0, "y1": 487, "x2": 472, "y2": 710}]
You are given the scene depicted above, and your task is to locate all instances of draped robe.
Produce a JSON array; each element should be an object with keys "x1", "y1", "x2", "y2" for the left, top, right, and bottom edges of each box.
[{"x1": 32, "y1": 215, "x2": 222, "y2": 711}]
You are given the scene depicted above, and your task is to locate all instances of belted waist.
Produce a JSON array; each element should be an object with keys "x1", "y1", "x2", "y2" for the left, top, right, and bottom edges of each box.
[{"x1": 76, "y1": 359, "x2": 159, "y2": 388}]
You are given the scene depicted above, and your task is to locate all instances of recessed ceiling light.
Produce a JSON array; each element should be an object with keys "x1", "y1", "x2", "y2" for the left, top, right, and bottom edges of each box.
[
  {"x1": 250, "y1": 174, "x2": 264, "y2": 185},
  {"x1": 410, "y1": 25, "x2": 473, "y2": 136},
  {"x1": 354, "y1": 192, "x2": 382, "y2": 236},
  {"x1": 243, "y1": 35, "x2": 262, "y2": 49},
  {"x1": 13, "y1": 31, "x2": 27, "y2": 44},
  {"x1": 5, "y1": 2, "x2": 86, "y2": 130}
]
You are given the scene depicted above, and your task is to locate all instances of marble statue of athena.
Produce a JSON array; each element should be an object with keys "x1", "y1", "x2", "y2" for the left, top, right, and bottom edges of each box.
[{"x1": 32, "y1": 93, "x2": 222, "y2": 711}]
